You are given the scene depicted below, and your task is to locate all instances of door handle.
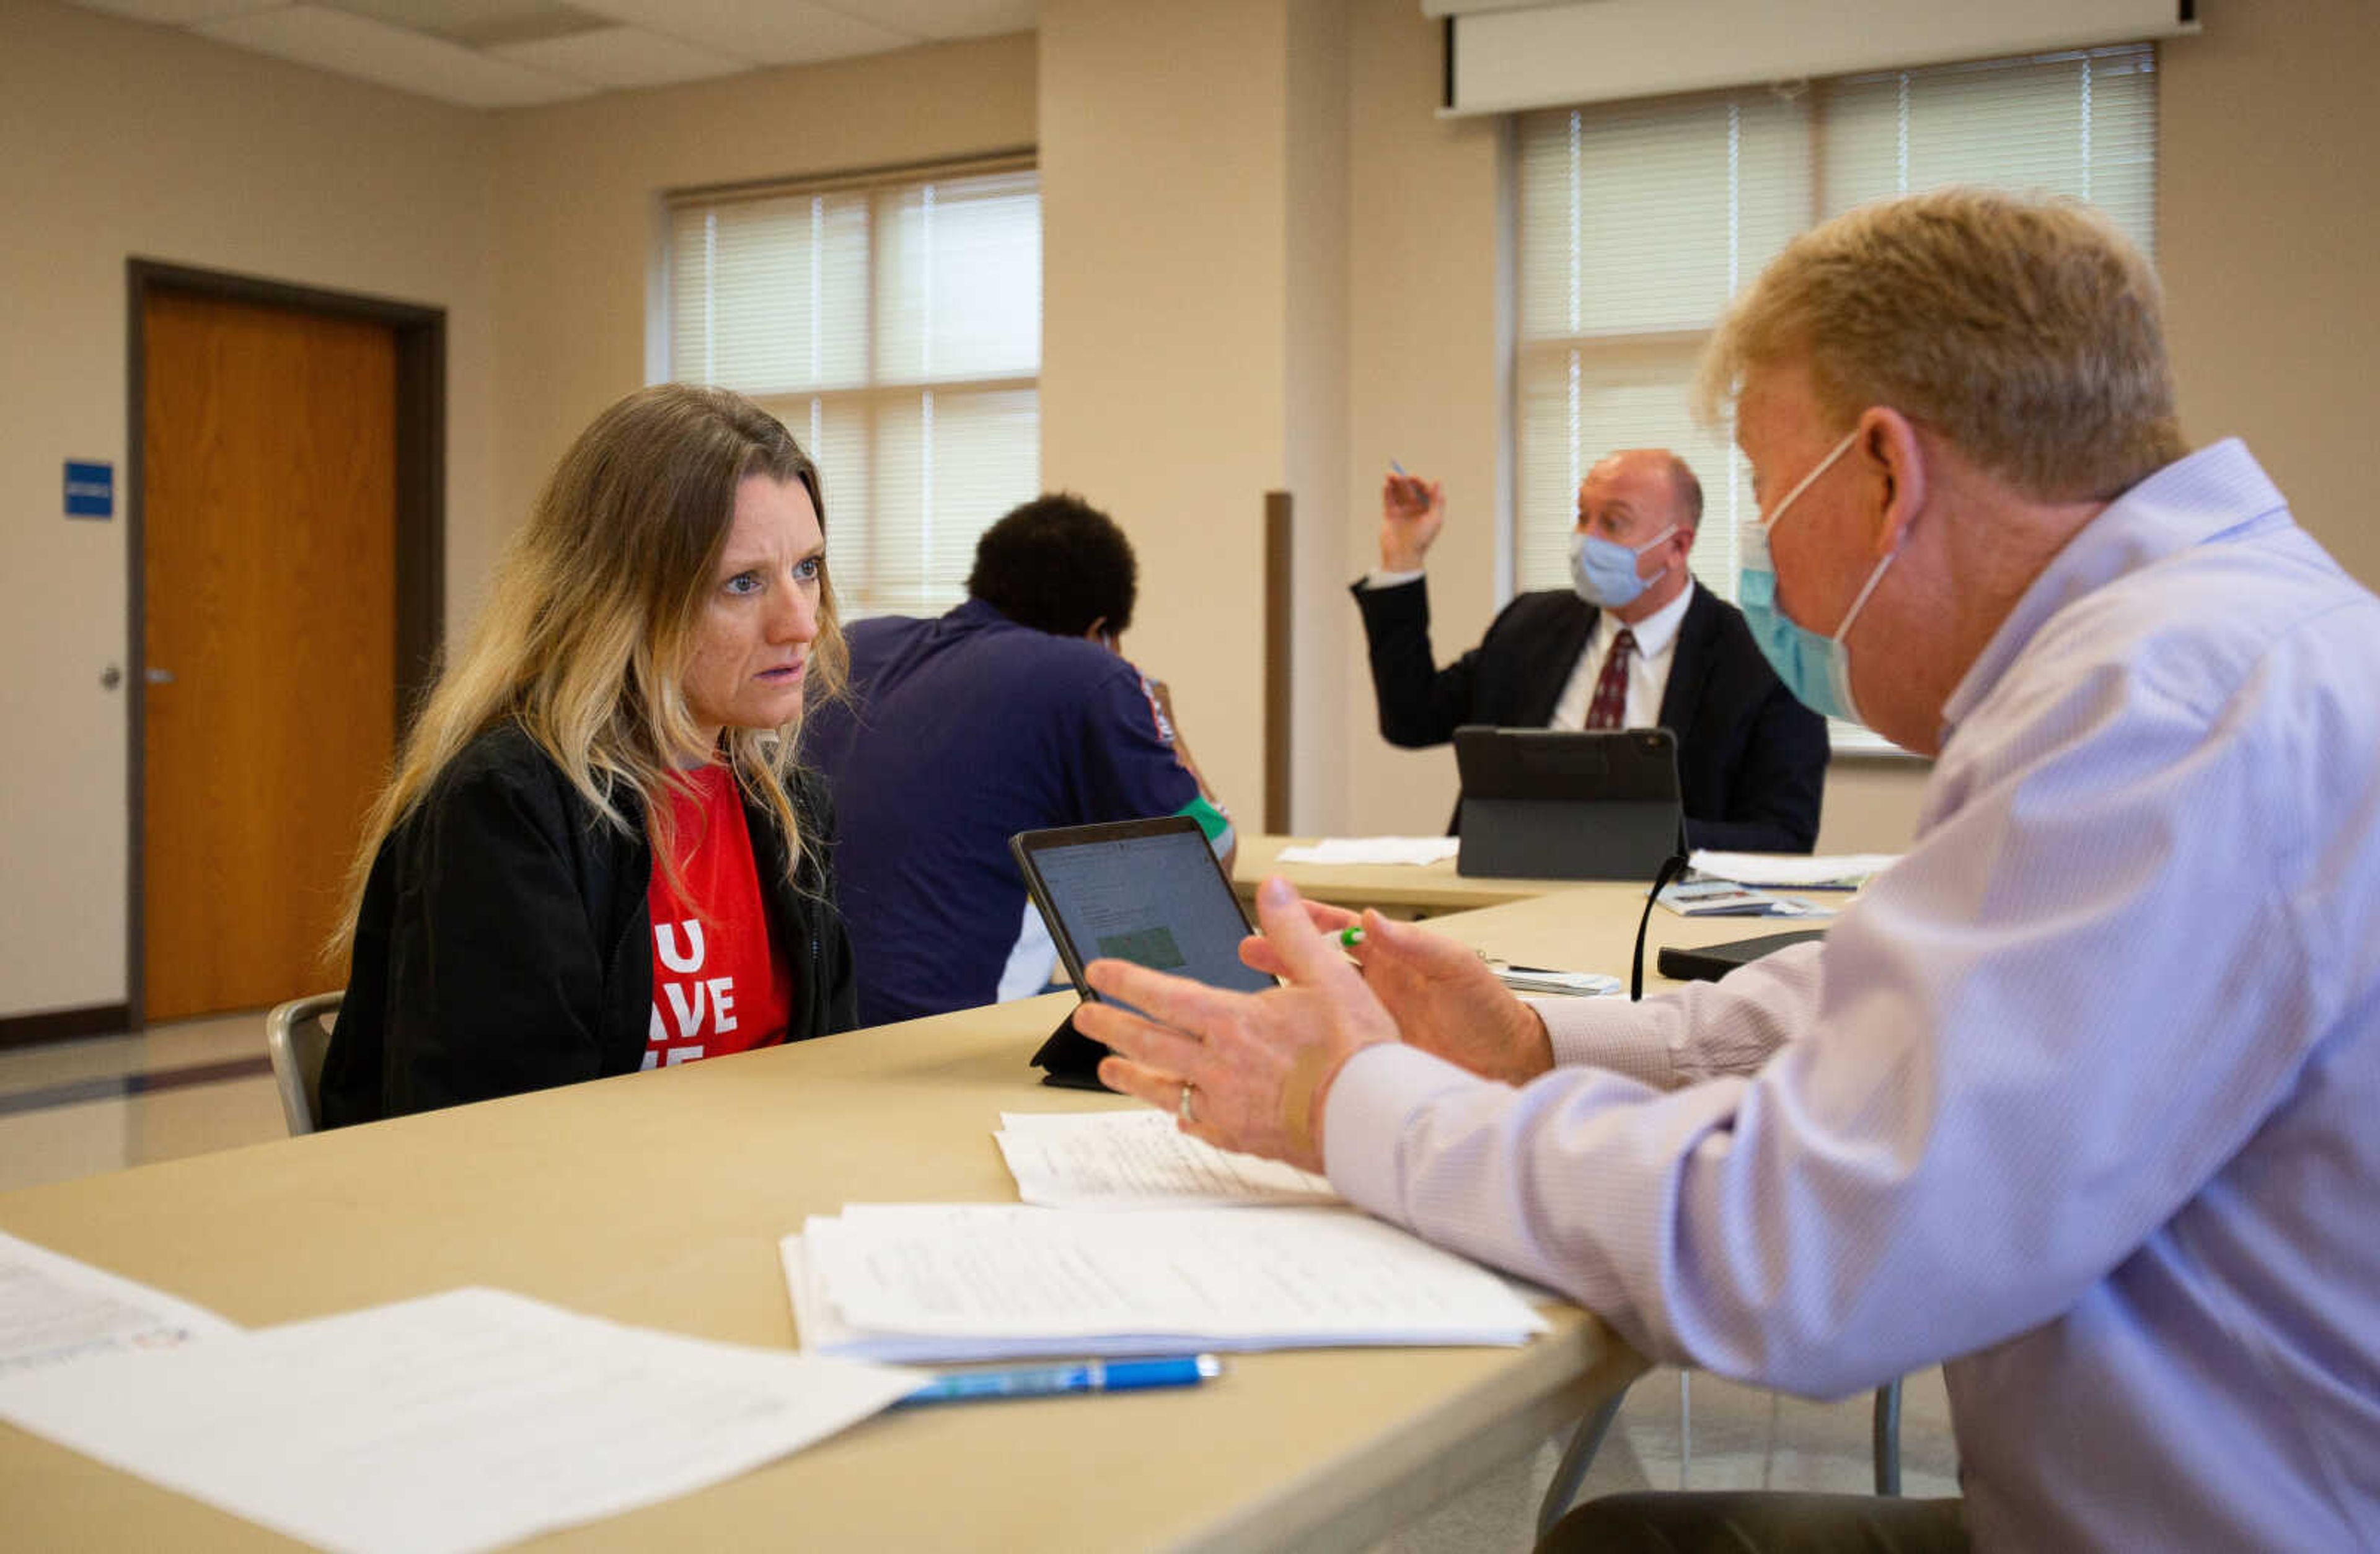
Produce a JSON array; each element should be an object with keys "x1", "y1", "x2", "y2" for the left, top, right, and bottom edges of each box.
[{"x1": 146, "y1": 667, "x2": 176, "y2": 685}]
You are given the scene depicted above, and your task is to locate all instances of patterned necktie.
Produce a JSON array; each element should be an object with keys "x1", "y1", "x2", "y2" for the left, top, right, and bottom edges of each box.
[{"x1": 1585, "y1": 628, "x2": 1636, "y2": 731}]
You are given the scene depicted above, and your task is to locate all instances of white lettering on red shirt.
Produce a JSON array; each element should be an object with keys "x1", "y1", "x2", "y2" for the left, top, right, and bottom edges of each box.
[{"x1": 641, "y1": 765, "x2": 793, "y2": 1071}]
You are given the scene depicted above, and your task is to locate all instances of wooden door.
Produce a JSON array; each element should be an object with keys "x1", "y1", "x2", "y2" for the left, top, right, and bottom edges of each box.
[{"x1": 142, "y1": 291, "x2": 397, "y2": 1022}]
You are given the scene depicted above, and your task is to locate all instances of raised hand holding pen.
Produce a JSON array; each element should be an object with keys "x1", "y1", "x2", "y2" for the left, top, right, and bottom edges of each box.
[
  {"x1": 1077, "y1": 877, "x2": 1398, "y2": 1173},
  {"x1": 1379, "y1": 461, "x2": 1446, "y2": 573}
]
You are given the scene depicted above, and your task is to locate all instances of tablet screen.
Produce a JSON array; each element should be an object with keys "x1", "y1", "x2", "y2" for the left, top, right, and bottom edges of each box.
[{"x1": 1016, "y1": 820, "x2": 1274, "y2": 1018}]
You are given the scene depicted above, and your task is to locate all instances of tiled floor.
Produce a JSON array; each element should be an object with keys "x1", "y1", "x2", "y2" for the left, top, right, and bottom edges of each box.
[
  {"x1": 1375, "y1": 1366, "x2": 1959, "y2": 1552},
  {"x1": 0, "y1": 1014, "x2": 1961, "y2": 1545},
  {"x1": 0, "y1": 1011, "x2": 286, "y2": 1194}
]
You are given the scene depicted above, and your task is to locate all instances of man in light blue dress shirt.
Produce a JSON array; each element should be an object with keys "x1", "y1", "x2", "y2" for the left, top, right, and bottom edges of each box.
[{"x1": 1076, "y1": 188, "x2": 2380, "y2": 1551}]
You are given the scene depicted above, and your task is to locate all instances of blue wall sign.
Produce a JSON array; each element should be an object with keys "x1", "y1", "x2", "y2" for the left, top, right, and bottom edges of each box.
[{"x1": 65, "y1": 460, "x2": 114, "y2": 520}]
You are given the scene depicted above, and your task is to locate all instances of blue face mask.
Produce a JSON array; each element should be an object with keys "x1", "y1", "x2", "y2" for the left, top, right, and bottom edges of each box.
[
  {"x1": 1567, "y1": 524, "x2": 1676, "y2": 610},
  {"x1": 1738, "y1": 429, "x2": 1898, "y2": 726}
]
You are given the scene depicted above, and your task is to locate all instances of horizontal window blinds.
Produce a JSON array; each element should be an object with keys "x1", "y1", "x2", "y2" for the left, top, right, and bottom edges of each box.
[
  {"x1": 667, "y1": 161, "x2": 1041, "y2": 620},
  {"x1": 1515, "y1": 46, "x2": 2156, "y2": 748},
  {"x1": 1442, "y1": 0, "x2": 2192, "y2": 116}
]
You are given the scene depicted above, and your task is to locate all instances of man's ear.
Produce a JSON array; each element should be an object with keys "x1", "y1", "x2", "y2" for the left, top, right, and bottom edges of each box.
[{"x1": 1860, "y1": 406, "x2": 1928, "y2": 556}]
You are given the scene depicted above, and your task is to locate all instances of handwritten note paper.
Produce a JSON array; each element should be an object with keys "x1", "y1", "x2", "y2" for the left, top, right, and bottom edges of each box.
[{"x1": 996, "y1": 1110, "x2": 1340, "y2": 1208}]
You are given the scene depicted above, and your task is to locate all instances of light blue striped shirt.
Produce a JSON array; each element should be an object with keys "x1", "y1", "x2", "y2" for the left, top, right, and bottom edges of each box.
[{"x1": 1327, "y1": 441, "x2": 2380, "y2": 1549}]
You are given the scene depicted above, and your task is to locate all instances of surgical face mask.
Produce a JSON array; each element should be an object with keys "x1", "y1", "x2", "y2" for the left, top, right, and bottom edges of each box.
[
  {"x1": 1567, "y1": 524, "x2": 1676, "y2": 610},
  {"x1": 1737, "y1": 428, "x2": 1899, "y2": 726}
]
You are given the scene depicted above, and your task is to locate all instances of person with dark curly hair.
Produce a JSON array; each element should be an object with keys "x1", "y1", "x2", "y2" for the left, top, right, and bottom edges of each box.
[
  {"x1": 959, "y1": 493, "x2": 1140, "y2": 638},
  {"x1": 802, "y1": 493, "x2": 1233, "y2": 1025}
]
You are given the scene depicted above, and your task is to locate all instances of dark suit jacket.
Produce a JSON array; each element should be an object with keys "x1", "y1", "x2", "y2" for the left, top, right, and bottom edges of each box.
[{"x1": 1352, "y1": 576, "x2": 1828, "y2": 853}]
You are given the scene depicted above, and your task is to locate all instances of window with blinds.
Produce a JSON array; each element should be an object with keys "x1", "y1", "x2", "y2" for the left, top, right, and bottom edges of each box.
[
  {"x1": 666, "y1": 160, "x2": 1041, "y2": 620},
  {"x1": 1515, "y1": 45, "x2": 2156, "y2": 747}
]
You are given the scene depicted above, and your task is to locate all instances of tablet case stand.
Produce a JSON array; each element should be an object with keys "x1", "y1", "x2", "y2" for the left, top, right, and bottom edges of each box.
[
  {"x1": 1031, "y1": 1006, "x2": 1116, "y2": 1091},
  {"x1": 1454, "y1": 726, "x2": 1686, "y2": 881}
]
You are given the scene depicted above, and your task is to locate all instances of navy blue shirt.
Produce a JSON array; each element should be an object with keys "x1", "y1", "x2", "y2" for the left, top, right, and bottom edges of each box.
[{"x1": 802, "y1": 597, "x2": 1202, "y2": 1026}]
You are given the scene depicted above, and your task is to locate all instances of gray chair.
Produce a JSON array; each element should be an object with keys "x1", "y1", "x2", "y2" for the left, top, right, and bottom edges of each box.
[
  {"x1": 1537, "y1": 1373, "x2": 1905, "y2": 1535},
  {"x1": 265, "y1": 992, "x2": 342, "y2": 1136}
]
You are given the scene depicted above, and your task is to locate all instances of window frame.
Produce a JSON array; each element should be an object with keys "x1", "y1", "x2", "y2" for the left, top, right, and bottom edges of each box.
[
  {"x1": 1509, "y1": 46, "x2": 2158, "y2": 754},
  {"x1": 661, "y1": 150, "x2": 1042, "y2": 622}
]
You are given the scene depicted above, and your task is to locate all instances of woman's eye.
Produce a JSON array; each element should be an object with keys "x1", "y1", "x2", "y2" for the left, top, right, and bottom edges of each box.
[
  {"x1": 725, "y1": 572, "x2": 764, "y2": 596},
  {"x1": 795, "y1": 558, "x2": 822, "y2": 582}
]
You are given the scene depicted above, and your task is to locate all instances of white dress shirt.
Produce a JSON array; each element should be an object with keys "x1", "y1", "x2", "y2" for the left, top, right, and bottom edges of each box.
[
  {"x1": 1324, "y1": 441, "x2": 2380, "y2": 1550},
  {"x1": 1546, "y1": 580, "x2": 1693, "y2": 729}
]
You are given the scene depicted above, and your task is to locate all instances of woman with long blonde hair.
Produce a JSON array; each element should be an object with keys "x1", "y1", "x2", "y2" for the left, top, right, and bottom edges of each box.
[{"x1": 319, "y1": 385, "x2": 857, "y2": 1125}]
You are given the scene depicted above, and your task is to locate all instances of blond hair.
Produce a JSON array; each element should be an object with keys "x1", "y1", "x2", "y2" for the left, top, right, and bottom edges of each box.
[
  {"x1": 329, "y1": 384, "x2": 847, "y2": 957},
  {"x1": 1695, "y1": 187, "x2": 2185, "y2": 502}
]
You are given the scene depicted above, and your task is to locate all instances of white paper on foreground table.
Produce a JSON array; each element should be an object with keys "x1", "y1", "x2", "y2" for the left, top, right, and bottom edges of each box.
[
  {"x1": 1274, "y1": 836, "x2": 1461, "y2": 866},
  {"x1": 0, "y1": 1286, "x2": 923, "y2": 1554},
  {"x1": 1687, "y1": 850, "x2": 1900, "y2": 888},
  {"x1": 997, "y1": 1109, "x2": 1341, "y2": 1208},
  {"x1": 0, "y1": 1228, "x2": 238, "y2": 1375},
  {"x1": 786, "y1": 1203, "x2": 1548, "y2": 1364}
]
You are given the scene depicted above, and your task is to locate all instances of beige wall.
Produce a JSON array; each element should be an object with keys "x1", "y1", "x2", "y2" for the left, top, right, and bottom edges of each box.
[
  {"x1": 1284, "y1": 0, "x2": 1354, "y2": 833},
  {"x1": 483, "y1": 33, "x2": 1038, "y2": 623},
  {"x1": 2161, "y1": 0, "x2": 2380, "y2": 591},
  {"x1": 1339, "y1": 0, "x2": 1510, "y2": 839},
  {"x1": 7, "y1": 0, "x2": 2376, "y2": 1021},
  {"x1": 0, "y1": 0, "x2": 497, "y2": 1019},
  {"x1": 1039, "y1": 0, "x2": 1356, "y2": 834},
  {"x1": 1039, "y1": 0, "x2": 1295, "y2": 826}
]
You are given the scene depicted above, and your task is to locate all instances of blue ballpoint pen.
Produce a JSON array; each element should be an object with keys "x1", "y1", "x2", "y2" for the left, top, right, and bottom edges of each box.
[{"x1": 896, "y1": 1353, "x2": 1222, "y2": 1407}]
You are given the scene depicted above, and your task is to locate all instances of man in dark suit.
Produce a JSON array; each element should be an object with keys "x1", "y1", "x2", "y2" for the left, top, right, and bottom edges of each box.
[{"x1": 1352, "y1": 448, "x2": 1827, "y2": 853}]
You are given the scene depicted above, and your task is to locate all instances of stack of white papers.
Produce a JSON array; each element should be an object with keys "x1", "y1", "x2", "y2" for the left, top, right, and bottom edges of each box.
[
  {"x1": 1688, "y1": 850, "x2": 1899, "y2": 889},
  {"x1": 1658, "y1": 880, "x2": 1833, "y2": 918},
  {"x1": 0, "y1": 1229, "x2": 238, "y2": 1374},
  {"x1": 0, "y1": 1286, "x2": 923, "y2": 1554},
  {"x1": 1488, "y1": 963, "x2": 1623, "y2": 997},
  {"x1": 1275, "y1": 836, "x2": 1461, "y2": 866},
  {"x1": 785, "y1": 1204, "x2": 1548, "y2": 1363},
  {"x1": 995, "y1": 1110, "x2": 1340, "y2": 1208}
]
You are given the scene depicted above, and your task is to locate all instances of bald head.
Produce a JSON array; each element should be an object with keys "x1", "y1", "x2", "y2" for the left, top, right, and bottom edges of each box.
[
  {"x1": 1585, "y1": 449, "x2": 1703, "y2": 535},
  {"x1": 1574, "y1": 449, "x2": 1703, "y2": 622}
]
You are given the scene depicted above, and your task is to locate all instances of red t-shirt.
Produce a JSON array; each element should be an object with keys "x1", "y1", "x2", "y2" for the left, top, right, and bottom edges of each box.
[{"x1": 643, "y1": 766, "x2": 793, "y2": 1070}]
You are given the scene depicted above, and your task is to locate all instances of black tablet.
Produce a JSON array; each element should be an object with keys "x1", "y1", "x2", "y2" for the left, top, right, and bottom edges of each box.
[
  {"x1": 1010, "y1": 815, "x2": 1275, "y2": 1021},
  {"x1": 1452, "y1": 726, "x2": 1685, "y2": 880}
]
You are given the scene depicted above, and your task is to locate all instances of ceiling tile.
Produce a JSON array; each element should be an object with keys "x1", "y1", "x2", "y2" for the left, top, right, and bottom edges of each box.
[
  {"x1": 67, "y1": 0, "x2": 284, "y2": 24},
  {"x1": 491, "y1": 24, "x2": 753, "y2": 89},
  {"x1": 817, "y1": 0, "x2": 1036, "y2": 41},
  {"x1": 193, "y1": 4, "x2": 597, "y2": 107},
  {"x1": 328, "y1": 0, "x2": 606, "y2": 48},
  {"x1": 577, "y1": 0, "x2": 917, "y2": 67}
]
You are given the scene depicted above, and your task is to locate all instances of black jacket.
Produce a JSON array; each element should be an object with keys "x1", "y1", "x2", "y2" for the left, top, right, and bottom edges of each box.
[
  {"x1": 320, "y1": 724, "x2": 857, "y2": 1127},
  {"x1": 1352, "y1": 576, "x2": 1828, "y2": 853}
]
